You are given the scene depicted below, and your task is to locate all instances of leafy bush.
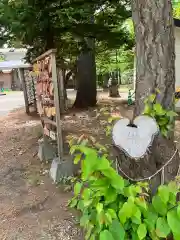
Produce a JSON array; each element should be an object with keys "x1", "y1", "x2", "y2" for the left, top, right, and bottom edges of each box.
[
  {"x1": 68, "y1": 92, "x2": 179, "y2": 239},
  {"x1": 121, "y1": 69, "x2": 134, "y2": 85},
  {"x1": 69, "y1": 144, "x2": 180, "y2": 240},
  {"x1": 143, "y1": 91, "x2": 178, "y2": 137}
]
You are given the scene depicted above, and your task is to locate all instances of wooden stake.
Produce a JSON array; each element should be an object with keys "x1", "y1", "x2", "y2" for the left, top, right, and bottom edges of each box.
[
  {"x1": 51, "y1": 52, "x2": 64, "y2": 161},
  {"x1": 18, "y1": 68, "x2": 29, "y2": 114}
]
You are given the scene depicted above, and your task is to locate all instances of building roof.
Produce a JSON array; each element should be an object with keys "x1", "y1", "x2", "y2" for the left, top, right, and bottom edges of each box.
[
  {"x1": 0, "y1": 48, "x2": 30, "y2": 70},
  {"x1": 0, "y1": 60, "x2": 31, "y2": 70},
  {"x1": 0, "y1": 48, "x2": 27, "y2": 54}
]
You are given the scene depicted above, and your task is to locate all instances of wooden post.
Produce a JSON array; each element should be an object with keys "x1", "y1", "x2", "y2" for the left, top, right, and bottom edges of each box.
[
  {"x1": 51, "y1": 52, "x2": 64, "y2": 161},
  {"x1": 18, "y1": 68, "x2": 29, "y2": 114},
  {"x1": 57, "y1": 69, "x2": 65, "y2": 113}
]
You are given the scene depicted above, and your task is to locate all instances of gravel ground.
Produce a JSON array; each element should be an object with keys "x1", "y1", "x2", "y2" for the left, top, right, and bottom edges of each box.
[{"x1": 0, "y1": 109, "x2": 82, "y2": 240}]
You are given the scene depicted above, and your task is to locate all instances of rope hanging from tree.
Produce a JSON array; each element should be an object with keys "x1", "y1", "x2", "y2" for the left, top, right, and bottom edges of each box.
[
  {"x1": 115, "y1": 149, "x2": 178, "y2": 183},
  {"x1": 112, "y1": 115, "x2": 179, "y2": 184}
]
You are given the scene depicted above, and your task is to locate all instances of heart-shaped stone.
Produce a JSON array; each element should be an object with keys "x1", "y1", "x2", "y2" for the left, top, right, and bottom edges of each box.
[{"x1": 112, "y1": 115, "x2": 159, "y2": 159}]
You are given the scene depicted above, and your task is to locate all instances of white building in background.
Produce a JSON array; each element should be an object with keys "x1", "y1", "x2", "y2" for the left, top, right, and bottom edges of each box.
[{"x1": 0, "y1": 48, "x2": 30, "y2": 90}]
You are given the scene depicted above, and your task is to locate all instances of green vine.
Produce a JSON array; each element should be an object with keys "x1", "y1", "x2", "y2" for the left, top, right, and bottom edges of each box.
[
  {"x1": 69, "y1": 145, "x2": 180, "y2": 240},
  {"x1": 143, "y1": 90, "x2": 178, "y2": 137},
  {"x1": 68, "y1": 92, "x2": 180, "y2": 239}
]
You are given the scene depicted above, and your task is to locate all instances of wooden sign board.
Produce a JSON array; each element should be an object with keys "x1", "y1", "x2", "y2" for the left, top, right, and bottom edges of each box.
[{"x1": 112, "y1": 115, "x2": 159, "y2": 159}]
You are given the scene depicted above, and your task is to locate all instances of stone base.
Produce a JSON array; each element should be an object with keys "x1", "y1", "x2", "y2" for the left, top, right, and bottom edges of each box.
[
  {"x1": 38, "y1": 138, "x2": 57, "y2": 162},
  {"x1": 49, "y1": 156, "x2": 79, "y2": 183}
]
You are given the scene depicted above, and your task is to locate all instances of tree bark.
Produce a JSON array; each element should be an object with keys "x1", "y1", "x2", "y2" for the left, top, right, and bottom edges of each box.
[
  {"x1": 109, "y1": 78, "x2": 120, "y2": 98},
  {"x1": 73, "y1": 39, "x2": 97, "y2": 109},
  {"x1": 116, "y1": 0, "x2": 180, "y2": 193}
]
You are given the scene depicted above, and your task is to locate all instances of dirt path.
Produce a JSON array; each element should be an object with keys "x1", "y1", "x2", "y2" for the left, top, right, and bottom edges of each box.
[{"x1": 0, "y1": 109, "x2": 82, "y2": 240}]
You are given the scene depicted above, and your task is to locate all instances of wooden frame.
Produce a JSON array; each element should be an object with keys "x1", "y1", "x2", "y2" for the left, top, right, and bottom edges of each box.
[{"x1": 33, "y1": 49, "x2": 64, "y2": 161}]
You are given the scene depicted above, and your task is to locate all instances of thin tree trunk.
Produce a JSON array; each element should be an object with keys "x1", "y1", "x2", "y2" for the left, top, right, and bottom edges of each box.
[
  {"x1": 73, "y1": 39, "x2": 97, "y2": 108},
  {"x1": 117, "y1": 0, "x2": 180, "y2": 193}
]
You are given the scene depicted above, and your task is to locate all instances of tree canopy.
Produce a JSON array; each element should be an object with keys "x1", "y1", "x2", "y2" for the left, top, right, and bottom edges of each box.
[{"x1": 0, "y1": 0, "x2": 133, "y2": 66}]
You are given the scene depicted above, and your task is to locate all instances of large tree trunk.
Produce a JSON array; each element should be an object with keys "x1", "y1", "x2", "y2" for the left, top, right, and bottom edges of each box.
[
  {"x1": 73, "y1": 39, "x2": 97, "y2": 108},
  {"x1": 117, "y1": 0, "x2": 180, "y2": 193}
]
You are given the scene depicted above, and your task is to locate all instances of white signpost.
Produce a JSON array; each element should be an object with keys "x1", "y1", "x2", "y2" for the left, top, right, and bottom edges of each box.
[{"x1": 112, "y1": 115, "x2": 159, "y2": 159}]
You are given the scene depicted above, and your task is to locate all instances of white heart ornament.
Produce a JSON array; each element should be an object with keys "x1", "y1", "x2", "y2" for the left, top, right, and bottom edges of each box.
[{"x1": 112, "y1": 115, "x2": 159, "y2": 159}]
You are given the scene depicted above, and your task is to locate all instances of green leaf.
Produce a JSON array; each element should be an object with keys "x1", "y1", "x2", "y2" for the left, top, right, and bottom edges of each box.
[
  {"x1": 167, "y1": 209, "x2": 180, "y2": 234},
  {"x1": 158, "y1": 185, "x2": 170, "y2": 204},
  {"x1": 105, "y1": 212, "x2": 112, "y2": 224},
  {"x1": 106, "y1": 209, "x2": 117, "y2": 219},
  {"x1": 173, "y1": 232, "x2": 180, "y2": 240},
  {"x1": 69, "y1": 198, "x2": 78, "y2": 208},
  {"x1": 109, "y1": 220, "x2": 125, "y2": 240},
  {"x1": 161, "y1": 127, "x2": 168, "y2": 137},
  {"x1": 83, "y1": 199, "x2": 93, "y2": 207},
  {"x1": 177, "y1": 205, "x2": 180, "y2": 219},
  {"x1": 105, "y1": 187, "x2": 117, "y2": 203},
  {"x1": 135, "y1": 197, "x2": 148, "y2": 211},
  {"x1": 102, "y1": 169, "x2": 124, "y2": 190},
  {"x1": 168, "y1": 181, "x2": 178, "y2": 194},
  {"x1": 137, "y1": 223, "x2": 147, "y2": 240},
  {"x1": 74, "y1": 182, "x2": 82, "y2": 195},
  {"x1": 166, "y1": 110, "x2": 178, "y2": 117},
  {"x1": 74, "y1": 153, "x2": 82, "y2": 164},
  {"x1": 143, "y1": 104, "x2": 151, "y2": 114},
  {"x1": 96, "y1": 203, "x2": 103, "y2": 214},
  {"x1": 169, "y1": 192, "x2": 177, "y2": 205},
  {"x1": 144, "y1": 210, "x2": 158, "y2": 232},
  {"x1": 118, "y1": 200, "x2": 135, "y2": 224},
  {"x1": 100, "y1": 230, "x2": 114, "y2": 240},
  {"x1": 96, "y1": 156, "x2": 110, "y2": 171},
  {"x1": 158, "y1": 117, "x2": 169, "y2": 126},
  {"x1": 132, "y1": 231, "x2": 140, "y2": 240},
  {"x1": 85, "y1": 224, "x2": 94, "y2": 240},
  {"x1": 82, "y1": 188, "x2": 91, "y2": 200},
  {"x1": 153, "y1": 103, "x2": 166, "y2": 115},
  {"x1": 118, "y1": 210, "x2": 127, "y2": 225},
  {"x1": 152, "y1": 195, "x2": 167, "y2": 216},
  {"x1": 77, "y1": 200, "x2": 84, "y2": 211},
  {"x1": 148, "y1": 94, "x2": 156, "y2": 103},
  {"x1": 124, "y1": 185, "x2": 142, "y2": 197},
  {"x1": 81, "y1": 153, "x2": 98, "y2": 180},
  {"x1": 80, "y1": 214, "x2": 89, "y2": 227},
  {"x1": 156, "y1": 217, "x2": 171, "y2": 238},
  {"x1": 131, "y1": 206, "x2": 141, "y2": 224}
]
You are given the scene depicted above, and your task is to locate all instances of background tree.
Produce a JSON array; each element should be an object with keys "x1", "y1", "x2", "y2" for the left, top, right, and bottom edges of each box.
[{"x1": 0, "y1": 0, "x2": 133, "y2": 107}]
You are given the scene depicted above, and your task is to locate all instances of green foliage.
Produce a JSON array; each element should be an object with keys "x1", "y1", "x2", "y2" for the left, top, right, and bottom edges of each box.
[
  {"x1": 173, "y1": 1, "x2": 180, "y2": 19},
  {"x1": 96, "y1": 18, "x2": 134, "y2": 79},
  {"x1": 143, "y1": 90, "x2": 178, "y2": 137},
  {"x1": 0, "y1": 0, "x2": 133, "y2": 64},
  {"x1": 69, "y1": 143, "x2": 180, "y2": 240}
]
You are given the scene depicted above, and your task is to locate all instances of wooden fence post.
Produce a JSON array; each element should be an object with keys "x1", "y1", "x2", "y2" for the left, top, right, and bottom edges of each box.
[
  {"x1": 18, "y1": 68, "x2": 29, "y2": 114},
  {"x1": 51, "y1": 52, "x2": 64, "y2": 161}
]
